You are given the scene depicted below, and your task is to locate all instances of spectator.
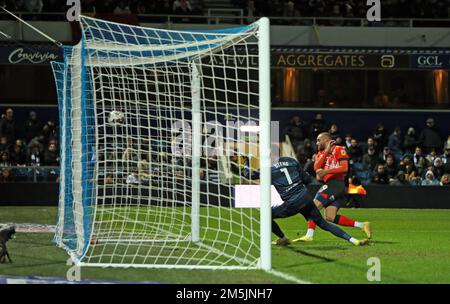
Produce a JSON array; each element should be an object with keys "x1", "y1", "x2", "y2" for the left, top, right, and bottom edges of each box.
[
  {"x1": 380, "y1": 146, "x2": 391, "y2": 163},
  {"x1": 404, "y1": 164, "x2": 420, "y2": 183},
  {"x1": 372, "y1": 163, "x2": 389, "y2": 185},
  {"x1": 441, "y1": 146, "x2": 450, "y2": 166},
  {"x1": 0, "y1": 167, "x2": 13, "y2": 183},
  {"x1": 373, "y1": 123, "x2": 388, "y2": 149},
  {"x1": 364, "y1": 137, "x2": 377, "y2": 154},
  {"x1": 43, "y1": 142, "x2": 59, "y2": 166},
  {"x1": 283, "y1": 1, "x2": 301, "y2": 24},
  {"x1": 432, "y1": 157, "x2": 445, "y2": 180},
  {"x1": 425, "y1": 148, "x2": 438, "y2": 164},
  {"x1": 297, "y1": 138, "x2": 315, "y2": 163},
  {"x1": 28, "y1": 141, "x2": 42, "y2": 166},
  {"x1": 335, "y1": 136, "x2": 344, "y2": 147},
  {"x1": 329, "y1": 4, "x2": 344, "y2": 26},
  {"x1": 403, "y1": 127, "x2": 418, "y2": 155},
  {"x1": 0, "y1": 151, "x2": 12, "y2": 182},
  {"x1": 0, "y1": 136, "x2": 9, "y2": 153},
  {"x1": 9, "y1": 142, "x2": 27, "y2": 165},
  {"x1": 444, "y1": 135, "x2": 450, "y2": 150},
  {"x1": 418, "y1": 118, "x2": 442, "y2": 153},
  {"x1": 421, "y1": 170, "x2": 440, "y2": 186},
  {"x1": 328, "y1": 123, "x2": 340, "y2": 140},
  {"x1": 304, "y1": 153, "x2": 316, "y2": 177},
  {"x1": 23, "y1": 111, "x2": 41, "y2": 143},
  {"x1": 42, "y1": 121, "x2": 58, "y2": 145},
  {"x1": 114, "y1": 0, "x2": 132, "y2": 14},
  {"x1": 310, "y1": 113, "x2": 327, "y2": 138},
  {"x1": 244, "y1": 0, "x2": 256, "y2": 21},
  {"x1": 0, "y1": 151, "x2": 11, "y2": 167},
  {"x1": 440, "y1": 174, "x2": 450, "y2": 186},
  {"x1": 0, "y1": 108, "x2": 16, "y2": 145},
  {"x1": 413, "y1": 146, "x2": 428, "y2": 176},
  {"x1": 24, "y1": 0, "x2": 43, "y2": 12},
  {"x1": 344, "y1": 134, "x2": 352, "y2": 149},
  {"x1": 348, "y1": 138, "x2": 363, "y2": 164},
  {"x1": 362, "y1": 146, "x2": 380, "y2": 171},
  {"x1": 388, "y1": 127, "x2": 403, "y2": 157},
  {"x1": 389, "y1": 171, "x2": 409, "y2": 186},
  {"x1": 136, "y1": 1, "x2": 148, "y2": 14},
  {"x1": 82, "y1": 0, "x2": 96, "y2": 13},
  {"x1": 282, "y1": 115, "x2": 308, "y2": 150},
  {"x1": 173, "y1": 0, "x2": 192, "y2": 14},
  {"x1": 385, "y1": 154, "x2": 399, "y2": 180}
]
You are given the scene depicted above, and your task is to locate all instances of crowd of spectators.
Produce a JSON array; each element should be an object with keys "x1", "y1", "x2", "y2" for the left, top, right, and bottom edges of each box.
[
  {"x1": 234, "y1": 0, "x2": 450, "y2": 25},
  {"x1": 0, "y1": 0, "x2": 205, "y2": 17},
  {"x1": 0, "y1": 108, "x2": 59, "y2": 182},
  {"x1": 1, "y1": 0, "x2": 449, "y2": 25},
  {"x1": 283, "y1": 113, "x2": 450, "y2": 187}
]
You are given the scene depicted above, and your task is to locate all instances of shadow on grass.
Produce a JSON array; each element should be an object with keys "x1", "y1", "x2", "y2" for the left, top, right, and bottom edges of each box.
[
  {"x1": 1, "y1": 260, "x2": 65, "y2": 270},
  {"x1": 368, "y1": 240, "x2": 399, "y2": 245},
  {"x1": 286, "y1": 247, "x2": 336, "y2": 262}
]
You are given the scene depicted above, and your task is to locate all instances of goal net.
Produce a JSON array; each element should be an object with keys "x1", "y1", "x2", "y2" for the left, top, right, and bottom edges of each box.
[{"x1": 52, "y1": 16, "x2": 272, "y2": 270}]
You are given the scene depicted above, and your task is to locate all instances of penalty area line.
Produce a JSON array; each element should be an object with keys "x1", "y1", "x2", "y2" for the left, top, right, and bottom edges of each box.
[{"x1": 266, "y1": 269, "x2": 313, "y2": 284}]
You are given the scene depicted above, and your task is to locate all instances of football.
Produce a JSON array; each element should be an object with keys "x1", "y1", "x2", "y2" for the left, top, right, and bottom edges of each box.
[{"x1": 108, "y1": 110, "x2": 125, "y2": 124}]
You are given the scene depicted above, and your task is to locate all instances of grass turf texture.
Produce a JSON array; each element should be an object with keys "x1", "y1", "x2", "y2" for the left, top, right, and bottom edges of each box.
[{"x1": 1, "y1": 207, "x2": 449, "y2": 283}]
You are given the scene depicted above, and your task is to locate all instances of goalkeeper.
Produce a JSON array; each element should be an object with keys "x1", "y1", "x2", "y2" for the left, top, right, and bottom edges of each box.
[{"x1": 243, "y1": 153, "x2": 368, "y2": 246}]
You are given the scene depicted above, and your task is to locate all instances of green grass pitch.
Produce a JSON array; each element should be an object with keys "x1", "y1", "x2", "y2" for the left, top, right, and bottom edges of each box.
[{"x1": 1, "y1": 206, "x2": 449, "y2": 283}]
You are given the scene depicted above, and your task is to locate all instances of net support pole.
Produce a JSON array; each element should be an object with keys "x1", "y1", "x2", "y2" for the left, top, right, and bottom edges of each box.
[
  {"x1": 258, "y1": 17, "x2": 272, "y2": 271},
  {"x1": 191, "y1": 62, "x2": 201, "y2": 243}
]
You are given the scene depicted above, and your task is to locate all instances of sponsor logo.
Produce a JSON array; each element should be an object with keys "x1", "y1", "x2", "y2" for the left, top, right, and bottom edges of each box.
[
  {"x1": 416, "y1": 55, "x2": 444, "y2": 68},
  {"x1": 380, "y1": 55, "x2": 395, "y2": 68},
  {"x1": 8, "y1": 48, "x2": 59, "y2": 64}
]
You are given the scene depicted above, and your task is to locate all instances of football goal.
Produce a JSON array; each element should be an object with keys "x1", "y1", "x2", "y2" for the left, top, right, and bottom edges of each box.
[{"x1": 52, "y1": 16, "x2": 272, "y2": 270}]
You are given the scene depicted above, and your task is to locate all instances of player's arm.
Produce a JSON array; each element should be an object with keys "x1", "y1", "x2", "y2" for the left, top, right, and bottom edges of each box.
[
  {"x1": 314, "y1": 140, "x2": 335, "y2": 171},
  {"x1": 316, "y1": 147, "x2": 349, "y2": 178},
  {"x1": 314, "y1": 152, "x2": 327, "y2": 171}
]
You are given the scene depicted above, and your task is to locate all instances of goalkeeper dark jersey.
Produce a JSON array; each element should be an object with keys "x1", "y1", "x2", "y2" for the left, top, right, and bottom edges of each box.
[{"x1": 244, "y1": 157, "x2": 313, "y2": 203}]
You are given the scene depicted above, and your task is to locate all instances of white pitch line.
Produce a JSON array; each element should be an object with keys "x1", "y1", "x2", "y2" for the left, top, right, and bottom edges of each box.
[{"x1": 267, "y1": 269, "x2": 313, "y2": 284}]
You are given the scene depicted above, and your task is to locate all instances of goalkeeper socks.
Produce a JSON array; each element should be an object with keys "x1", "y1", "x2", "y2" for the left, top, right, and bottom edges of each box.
[
  {"x1": 349, "y1": 237, "x2": 358, "y2": 245},
  {"x1": 272, "y1": 220, "x2": 285, "y2": 239},
  {"x1": 306, "y1": 220, "x2": 316, "y2": 237}
]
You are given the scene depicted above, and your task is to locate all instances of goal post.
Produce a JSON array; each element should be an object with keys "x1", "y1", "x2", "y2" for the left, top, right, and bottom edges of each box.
[{"x1": 53, "y1": 16, "x2": 272, "y2": 270}]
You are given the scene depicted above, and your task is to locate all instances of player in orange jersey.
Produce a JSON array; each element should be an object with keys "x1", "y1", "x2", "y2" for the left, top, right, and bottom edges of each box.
[{"x1": 293, "y1": 132, "x2": 371, "y2": 242}]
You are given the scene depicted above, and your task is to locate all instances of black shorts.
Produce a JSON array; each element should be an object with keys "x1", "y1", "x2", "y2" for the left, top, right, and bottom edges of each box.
[
  {"x1": 272, "y1": 193, "x2": 312, "y2": 219},
  {"x1": 313, "y1": 178, "x2": 346, "y2": 209},
  {"x1": 272, "y1": 194, "x2": 323, "y2": 224}
]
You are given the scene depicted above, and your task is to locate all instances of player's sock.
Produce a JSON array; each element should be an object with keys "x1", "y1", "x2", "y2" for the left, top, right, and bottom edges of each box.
[
  {"x1": 306, "y1": 220, "x2": 316, "y2": 237},
  {"x1": 349, "y1": 237, "x2": 358, "y2": 245},
  {"x1": 334, "y1": 215, "x2": 357, "y2": 227},
  {"x1": 354, "y1": 221, "x2": 364, "y2": 228},
  {"x1": 314, "y1": 217, "x2": 352, "y2": 242},
  {"x1": 271, "y1": 220, "x2": 285, "y2": 239}
]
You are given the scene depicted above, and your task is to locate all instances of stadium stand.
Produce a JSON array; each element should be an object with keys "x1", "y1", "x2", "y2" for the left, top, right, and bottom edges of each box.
[
  {"x1": 0, "y1": 105, "x2": 449, "y2": 188},
  {"x1": 0, "y1": 0, "x2": 448, "y2": 26}
]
